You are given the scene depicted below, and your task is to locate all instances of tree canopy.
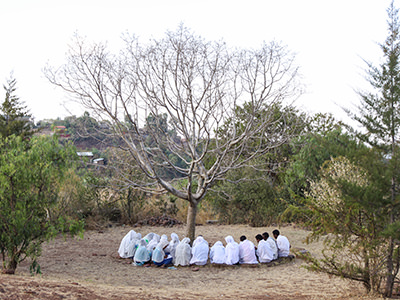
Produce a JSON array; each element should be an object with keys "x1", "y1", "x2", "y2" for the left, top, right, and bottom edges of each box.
[
  {"x1": 0, "y1": 135, "x2": 84, "y2": 274},
  {"x1": 0, "y1": 76, "x2": 33, "y2": 139},
  {"x1": 45, "y1": 25, "x2": 302, "y2": 241}
]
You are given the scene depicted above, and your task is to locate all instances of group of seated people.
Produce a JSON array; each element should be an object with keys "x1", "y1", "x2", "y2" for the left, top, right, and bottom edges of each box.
[{"x1": 118, "y1": 229, "x2": 291, "y2": 267}]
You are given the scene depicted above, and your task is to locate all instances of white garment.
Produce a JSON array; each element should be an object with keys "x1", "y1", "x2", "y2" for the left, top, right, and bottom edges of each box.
[
  {"x1": 210, "y1": 241, "x2": 225, "y2": 264},
  {"x1": 143, "y1": 232, "x2": 154, "y2": 244},
  {"x1": 174, "y1": 237, "x2": 192, "y2": 266},
  {"x1": 276, "y1": 235, "x2": 290, "y2": 257},
  {"x1": 151, "y1": 246, "x2": 165, "y2": 263},
  {"x1": 147, "y1": 235, "x2": 159, "y2": 253},
  {"x1": 190, "y1": 236, "x2": 209, "y2": 266},
  {"x1": 134, "y1": 239, "x2": 150, "y2": 264},
  {"x1": 118, "y1": 230, "x2": 138, "y2": 258},
  {"x1": 224, "y1": 236, "x2": 239, "y2": 265},
  {"x1": 152, "y1": 238, "x2": 169, "y2": 263},
  {"x1": 239, "y1": 239, "x2": 258, "y2": 264},
  {"x1": 256, "y1": 240, "x2": 273, "y2": 263},
  {"x1": 166, "y1": 233, "x2": 180, "y2": 263},
  {"x1": 267, "y1": 237, "x2": 278, "y2": 260},
  {"x1": 159, "y1": 234, "x2": 169, "y2": 249}
]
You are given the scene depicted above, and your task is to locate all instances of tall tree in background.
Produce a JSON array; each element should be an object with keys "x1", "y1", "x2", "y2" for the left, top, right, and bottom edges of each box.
[
  {"x1": 346, "y1": 2, "x2": 400, "y2": 296},
  {"x1": 0, "y1": 76, "x2": 33, "y2": 139},
  {"x1": 45, "y1": 26, "x2": 302, "y2": 242}
]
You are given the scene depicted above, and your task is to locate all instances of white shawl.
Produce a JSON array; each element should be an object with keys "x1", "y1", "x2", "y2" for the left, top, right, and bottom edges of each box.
[
  {"x1": 224, "y1": 236, "x2": 239, "y2": 265},
  {"x1": 174, "y1": 237, "x2": 192, "y2": 266},
  {"x1": 239, "y1": 239, "x2": 258, "y2": 264},
  {"x1": 210, "y1": 241, "x2": 225, "y2": 264},
  {"x1": 190, "y1": 236, "x2": 209, "y2": 266}
]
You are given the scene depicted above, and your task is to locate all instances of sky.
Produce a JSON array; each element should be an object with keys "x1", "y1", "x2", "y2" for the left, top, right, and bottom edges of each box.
[{"x1": 0, "y1": 0, "x2": 395, "y2": 124}]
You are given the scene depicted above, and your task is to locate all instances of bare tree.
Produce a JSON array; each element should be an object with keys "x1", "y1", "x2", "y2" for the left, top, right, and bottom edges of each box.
[{"x1": 45, "y1": 26, "x2": 302, "y2": 241}]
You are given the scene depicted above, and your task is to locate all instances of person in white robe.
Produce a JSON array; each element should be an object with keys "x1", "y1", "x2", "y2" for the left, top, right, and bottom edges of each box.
[
  {"x1": 210, "y1": 241, "x2": 225, "y2": 264},
  {"x1": 159, "y1": 234, "x2": 169, "y2": 247},
  {"x1": 263, "y1": 232, "x2": 278, "y2": 260},
  {"x1": 152, "y1": 236, "x2": 173, "y2": 267},
  {"x1": 238, "y1": 236, "x2": 258, "y2": 264},
  {"x1": 143, "y1": 232, "x2": 154, "y2": 244},
  {"x1": 133, "y1": 238, "x2": 151, "y2": 266},
  {"x1": 125, "y1": 232, "x2": 141, "y2": 259},
  {"x1": 272, "y1": 229, "x2": 290, "y2": 257},
  {"x1": 146, "y1": 234, "x2": 160, "y2": 253},
  {"x1": 118, "y1": 230, "x2": 138, "y2": 259},
  {"x1": 165, "y1": 233, "x2": 180, "y2": 264},
  {"x1": 174, "y1": 237, "x2": 192, "y2": 266},
  {"x1": 224, "y1": 235, "x2": 239, "y2": 265},
  {"x1": 255, "y1": 234, "x2": 273, "y2": 263},
  {"x1": 190, "y1": 235, "x2": 209, "y2": 266}
]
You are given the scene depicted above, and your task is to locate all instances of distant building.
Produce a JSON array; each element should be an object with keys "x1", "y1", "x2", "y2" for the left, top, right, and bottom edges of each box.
[
  {"x1": 53, "y1": 125, "x2": 71, "y2": 138},
  {"x1": 77, "y1": 152, "x2": 94, "y2": 158}
]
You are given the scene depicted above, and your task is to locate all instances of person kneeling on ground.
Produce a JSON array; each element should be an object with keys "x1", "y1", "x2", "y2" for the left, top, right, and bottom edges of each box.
[
  {"x1": 190, "y1": 235, "x2": 209, "y2": 266},
  {"x1": 174, "y1": 237, "x2": 192, "y2": 266},
  {"x1": 272, "y1": 229, "x2": 290, "y2": 258},
  {"x1": 152, "y1": 237, "x2": 173, "y2": 267},
  {"x1": 239, "y1": 235, "x2": 258, "y2": 264},
  {"x1": 210, "y1": 241, "x2": 225, "y2": 264},
  {"x1": 133, "y1": 238, "x2": 151, "y2": 266},
  {"x1": 255, "y1": 234, "x2": 273, "y2": 263},
  {"x1": 263, "y1": 232, "x2": 278, "y2": 260},
  {"x1": 224, "y1": 235, "x2": 240, "y2": 265},
  {"x1": 165, "y1": 233, "x2": 180, "y2": 264}
]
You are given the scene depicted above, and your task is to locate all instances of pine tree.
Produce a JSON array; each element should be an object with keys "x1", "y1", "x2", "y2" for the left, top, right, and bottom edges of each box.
[
  {"x1": 0, "y1": 76, "x2": 33, "y2": 139},
  {"x1": 346, "y1": 1, "x2": 400, "y2": 296}
]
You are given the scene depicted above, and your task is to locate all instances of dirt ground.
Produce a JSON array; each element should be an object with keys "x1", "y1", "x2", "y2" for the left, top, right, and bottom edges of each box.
[{"x1": 0, "y1": 224, "x2": 386, "y2": 300}]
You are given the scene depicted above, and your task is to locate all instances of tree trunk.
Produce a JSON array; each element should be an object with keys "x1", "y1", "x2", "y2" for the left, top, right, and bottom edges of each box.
[
  {"x1": 186, "y1": 201, "x2": 197, "y2": 244},
  {"x1": 3, "y1": 258, "x2": 17, "y2": 274},
  {"x1": 385, "y1": 178, "x2": 396, "y2": 298}
]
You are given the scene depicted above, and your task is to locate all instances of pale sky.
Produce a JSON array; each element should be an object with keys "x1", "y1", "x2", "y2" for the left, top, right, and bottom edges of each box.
[{"x1": 0, "y1": 0, "x2": 394, "y2": 124}]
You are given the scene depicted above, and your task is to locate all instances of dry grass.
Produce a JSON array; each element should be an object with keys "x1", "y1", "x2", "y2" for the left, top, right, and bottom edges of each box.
[{"x1": 0, "y1": 224, "x2": 388, "y2": 300}]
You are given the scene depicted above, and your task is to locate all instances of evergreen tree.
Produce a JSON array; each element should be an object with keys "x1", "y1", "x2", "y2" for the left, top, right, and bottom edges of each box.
[
  {"x1": 0, "y1": 76, "x2": 33, "y2": 139},
  {"x1": 346, "y1": 2, "x2": 400, "y2": 296},
  {"x1": 0, "y1": 135, "x2": 84, "y2": 274}
]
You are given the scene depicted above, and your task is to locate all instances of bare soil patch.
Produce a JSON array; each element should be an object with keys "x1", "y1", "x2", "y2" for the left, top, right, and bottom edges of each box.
[{"x1": 0, "y1": 224, "x2": 384, "y2": 299}]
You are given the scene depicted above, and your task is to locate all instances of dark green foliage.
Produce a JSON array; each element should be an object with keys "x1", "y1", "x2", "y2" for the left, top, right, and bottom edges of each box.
[
  {"x1": 281, "y1": 113, "x2": 369, "y2": 223},
  {"x1": 0, "y1": 135, "x2": 84, "y2": 274},
  {"x1": 207, "y1": 102, "x2": 306, "y2": 226},
  {"x1": 343, "y1": 2, "x2": 400, "y2": 296},
  {"x1": 207, "y1": 166, "x2": 284, "y2": 226},
  {"x1": 0, "y1": 77, "x2": 33, "y2": 139}
]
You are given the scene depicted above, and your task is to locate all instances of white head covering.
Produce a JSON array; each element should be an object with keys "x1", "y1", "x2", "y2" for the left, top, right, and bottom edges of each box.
[
  {"x1": 118, "y1": 230, "x2": 137, "y2": 258},
  {"x1": 152, "y1": 235, "x2": 170, "y2": 263},
  {"x1": 210, "y1": 241, "x2": 225, "y2": 264},
  {"x1": 147, "y1": 235, "x2": 159, "y2": 252},
  {"x1": 165, "y1": 233, "x2": 180, "y2": 262},
  {"x1": 160, "y1": 234, "x2": 168, "y2": 243},
  {"x1": 174, "y1": 237, "x2": 192, "y2": 266},
  {"x1": 190, "y1": 236, "x2": 209, "y2": 266},
  {"x1": 134, "y1": 238, "x2": 150, "y2": 263},
  {"x1": 239, "y1": 239, "x2": 258, "y2": 264},
  {"x1": 143, "y1": 233, "x2": 154, "y2": 244},
  {"x1": 224, "y1": 235, "x2": 239, "y2": 265}
]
